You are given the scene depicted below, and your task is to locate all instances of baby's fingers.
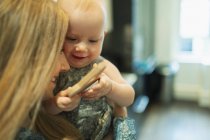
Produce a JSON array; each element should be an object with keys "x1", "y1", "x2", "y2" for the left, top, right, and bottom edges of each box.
[{"x1": 56, "y1": 97, "x2": 72, "y2": 108}]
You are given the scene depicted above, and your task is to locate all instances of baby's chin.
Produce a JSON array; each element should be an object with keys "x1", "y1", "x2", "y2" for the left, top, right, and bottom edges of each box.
[{"x1": 69, "y1": 61, "x2": 92, "y2": 68}]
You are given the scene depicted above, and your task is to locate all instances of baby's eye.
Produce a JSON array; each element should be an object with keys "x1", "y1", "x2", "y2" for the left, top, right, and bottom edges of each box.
[
  {"x1": 66, "y1": 36, "x2": 77, "y2": 42},
  {"x1": 89, "y1": 39, "x2": 98, "y2": 43}
]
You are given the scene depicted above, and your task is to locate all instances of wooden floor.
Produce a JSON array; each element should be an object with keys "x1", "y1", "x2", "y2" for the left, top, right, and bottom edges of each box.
[{"x1": 128, "y1": 101, "x2": 210, "y2": 140}]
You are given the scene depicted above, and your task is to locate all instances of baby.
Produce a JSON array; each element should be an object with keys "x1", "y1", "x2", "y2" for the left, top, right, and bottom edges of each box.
[{"x1": 43, "y1": 0, "x2": 135, "y2": 139}]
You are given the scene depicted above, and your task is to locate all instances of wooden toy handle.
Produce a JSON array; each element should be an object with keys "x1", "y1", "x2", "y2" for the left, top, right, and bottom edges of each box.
[{"x1": 67, "y1": 61, "x2": 106, "y2": 97}]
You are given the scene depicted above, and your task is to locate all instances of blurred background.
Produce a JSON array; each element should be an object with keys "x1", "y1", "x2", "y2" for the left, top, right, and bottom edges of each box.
[{"x1": 103, "y1": 0, "x2": 210, "y2": 140}]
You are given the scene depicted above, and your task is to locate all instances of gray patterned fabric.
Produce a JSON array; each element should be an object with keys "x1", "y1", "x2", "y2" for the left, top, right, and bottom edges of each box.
[
  {"x1": 113, "y1": 117, "x2": 137, "y2": 140},
  {"x1": 54, "y1": 57, "x2": 113, "y2": 140}
]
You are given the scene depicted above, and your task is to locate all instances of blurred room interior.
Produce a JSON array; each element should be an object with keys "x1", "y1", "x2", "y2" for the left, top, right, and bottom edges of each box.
[{"x1": 103, "y1": 0, "x2": 210, "y2": 140}]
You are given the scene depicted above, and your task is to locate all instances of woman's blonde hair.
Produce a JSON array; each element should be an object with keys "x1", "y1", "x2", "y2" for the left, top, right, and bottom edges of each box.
[
  {"x1": 35, "y1": 109, "x2": 83, "y2": 140},
  {"x1": 0, "y1": 0, "x2": 69, "y2": 139}
]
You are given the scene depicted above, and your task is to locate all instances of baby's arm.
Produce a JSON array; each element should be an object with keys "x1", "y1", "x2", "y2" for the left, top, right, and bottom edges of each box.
[
  {"x1": 43, "y1": 88, "x2": 81, "y2": 115},
  {"x1": 104, "y1": 60, "x2": 135, "y2": 106},
  {"x1": 82, "y1": 59, "x2": 135, "y2": 107}
]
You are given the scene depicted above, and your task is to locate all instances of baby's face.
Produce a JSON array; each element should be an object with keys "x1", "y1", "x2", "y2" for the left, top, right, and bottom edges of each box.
[{"x1": 62, "y1": 4, "x2": 106, "y2": 68}]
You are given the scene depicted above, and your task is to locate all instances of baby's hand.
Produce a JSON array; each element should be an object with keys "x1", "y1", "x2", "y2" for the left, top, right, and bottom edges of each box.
[
  {"x1": 55, "y1": 88, "x2": 81, "y2": 111},
  {"x1": 82, "y1": 73, "x2": 112, "y2": 100}
]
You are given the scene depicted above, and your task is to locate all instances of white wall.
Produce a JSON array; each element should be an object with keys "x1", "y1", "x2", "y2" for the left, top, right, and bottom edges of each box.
[
  {"x1": 104, "y1": 0, "x2": 113, "y2": 32},
  {"x1": 175, "y1": 63, "x2": 210, "y2": 107},
  {"x1": 154, "y1": 0, "x2": 210, "y2": 107},
  {"x1": 174, "y1": 63, "x2": 201, "y2": 101},
  {"x1": 154, "y1": 0, "x2": 180, "y2": 65}
]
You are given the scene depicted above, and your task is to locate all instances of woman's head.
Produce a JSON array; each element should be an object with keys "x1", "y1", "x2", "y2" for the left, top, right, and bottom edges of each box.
[
  {"x1": 45, "y1": 51, "x2": 70, "y2": 101},
  {"x1": 0, "y1": 0, "x2": 68, "y2": 139}
]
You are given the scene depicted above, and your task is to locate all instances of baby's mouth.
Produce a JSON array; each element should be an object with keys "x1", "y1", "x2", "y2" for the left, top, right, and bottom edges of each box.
[
  {"x1": 73, "y1": 55, "x2": 86, "y2": 59},
  {"x1": 72, "y1": 53, "x2": 87, "y2": 59}
]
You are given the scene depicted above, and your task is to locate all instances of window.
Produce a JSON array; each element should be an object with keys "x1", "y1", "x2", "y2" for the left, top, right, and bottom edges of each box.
[{"x1": 178, "y1": 0, "x2": 210, "y2": 63}]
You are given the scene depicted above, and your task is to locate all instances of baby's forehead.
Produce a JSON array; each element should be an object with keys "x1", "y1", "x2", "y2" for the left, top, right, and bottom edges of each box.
[
  {"x1": 61, "y1": 0, "x2": 106, "y2": 15},
  {"x1": 61, "y1": 0, "x2": 107, "y2": 29}
]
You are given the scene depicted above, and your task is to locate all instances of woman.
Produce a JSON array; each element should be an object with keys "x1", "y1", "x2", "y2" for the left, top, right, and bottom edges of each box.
[
  {"x1": 0, "y1": 0, "x2": 77, "y2": 139},
  {"x1": 33, "y1": 51, "x2": 82, "y2": 140},
  {"x1": 17, "y1": 52, "x2": 82, "y2": 140}
]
